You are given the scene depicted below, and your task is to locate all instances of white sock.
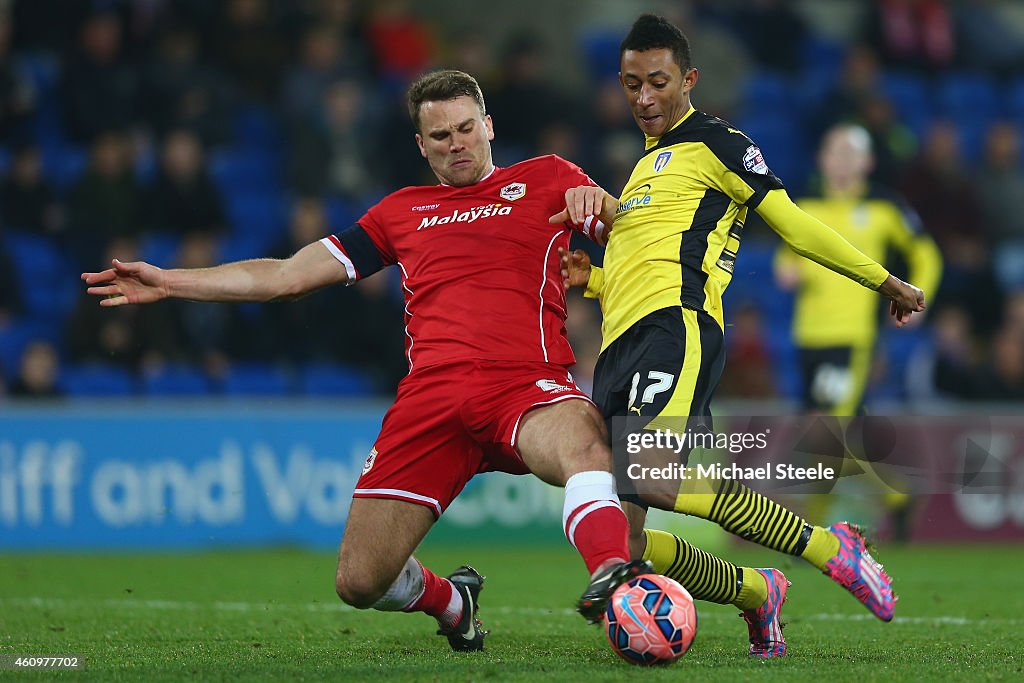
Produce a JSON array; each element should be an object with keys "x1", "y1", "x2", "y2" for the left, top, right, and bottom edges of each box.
[
  {"x1": 371, "y1": 556, "x2": 425, "y2": 612},
  {"x1": 439, "y1": 581, "x2": 464, "y2": 630},
  {"x1": 562, "y1": 470, "x2": 620, "y2": 547}
]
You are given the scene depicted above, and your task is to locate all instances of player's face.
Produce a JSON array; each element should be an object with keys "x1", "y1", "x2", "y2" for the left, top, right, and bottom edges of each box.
[
  {"x1": 819, "y1": 127, "x2": 873, "y2": 188},
  {"x1": 619, "y1": 48, "x2": 697, "y2": 138},
  {"x1": 415, "y1": 96, "x2": 495, "y2": 187}
]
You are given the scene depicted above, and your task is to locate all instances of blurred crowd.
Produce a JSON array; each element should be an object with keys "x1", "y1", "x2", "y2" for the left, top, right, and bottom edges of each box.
[{"x1": 0, "y1": 0, "x2": 1022, "y2": 405}]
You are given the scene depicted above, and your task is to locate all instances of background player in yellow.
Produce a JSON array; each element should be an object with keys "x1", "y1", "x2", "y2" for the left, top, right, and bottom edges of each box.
[
  {"x1": 775, "y1": 123, "x2": 942, "y2": 416},
  {"x1": 555, "y1": 14, "x2": 926, "y2": 656},
  {"x1": 773, "y1": 123, "x2": 941, "y2": 535}
]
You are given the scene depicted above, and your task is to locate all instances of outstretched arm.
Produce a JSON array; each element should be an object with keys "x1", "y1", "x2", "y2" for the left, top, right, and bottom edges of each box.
[
  {"x1": 82, "y1": 240, "x2": 348, "y2": 306},
  {"x1": 756, "y1": 189, "x2": 925, "y2": 327}
]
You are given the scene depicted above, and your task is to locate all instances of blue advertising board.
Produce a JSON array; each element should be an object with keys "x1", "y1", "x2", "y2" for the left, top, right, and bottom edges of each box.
[{"x1": 0, "y1": 402, "x2": 567, "y2": 550}]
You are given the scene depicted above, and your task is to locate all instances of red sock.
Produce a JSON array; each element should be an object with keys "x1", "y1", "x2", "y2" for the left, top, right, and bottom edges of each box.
[
  {"x1": 565, "y1": 501, "x2": 630, "y2": 574},
  {"x1": 403, "y1": 561, "x2": 463, "y2": 629}
]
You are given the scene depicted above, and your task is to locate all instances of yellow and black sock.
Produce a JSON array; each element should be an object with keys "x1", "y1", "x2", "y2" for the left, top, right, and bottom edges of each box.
[
  {"x1": 674, "y1": 477, "x2": 839, "y2": 570},
  {"x1": 641, "y1": 529, "x2": 767, "y2": 610}
]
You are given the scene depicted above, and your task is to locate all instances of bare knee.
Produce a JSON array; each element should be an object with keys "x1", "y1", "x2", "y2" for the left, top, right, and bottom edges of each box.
[
  {"x1": 568, "y1": 437, "x2": 613, "y2": 477},
  {"x1": 335, "y1": 565, "x2": 389, "y2": 609},
  {"x1": 559, "y1": 408, "x2": 614, "y2": 479},
  {"x1": 518, "y1": 399, "x2": 614, "y2": 485}
]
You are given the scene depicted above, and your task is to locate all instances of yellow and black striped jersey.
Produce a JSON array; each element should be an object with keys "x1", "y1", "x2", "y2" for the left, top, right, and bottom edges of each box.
[
  {"x1": 776, "y1": 187, "x2": 942, "y2": 347},
  {"x1": 594, "y1": 107, "x2": 785, "y2": 349}
]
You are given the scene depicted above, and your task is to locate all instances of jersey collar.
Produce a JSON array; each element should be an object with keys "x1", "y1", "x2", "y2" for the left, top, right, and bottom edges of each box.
[
  {"x1": 644, "y1": 106, "x2": 696, "y2": 150},
  {"x1": 823, "y1": 179, "x2": 870, "y2": 201}
]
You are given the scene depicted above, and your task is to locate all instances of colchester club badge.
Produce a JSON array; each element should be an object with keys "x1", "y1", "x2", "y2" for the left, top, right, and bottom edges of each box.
[
  {"x1": 653, "y1": 150, "x2": 672, "y2": 173},
  {"x1": 499, "y1": 182, "x2": 526, "y2": 201}
]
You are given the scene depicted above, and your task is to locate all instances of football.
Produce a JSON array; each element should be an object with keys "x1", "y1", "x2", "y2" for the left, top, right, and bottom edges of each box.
[{"x1": 604, "y1": 574, "x2": 697, "y2": 666}]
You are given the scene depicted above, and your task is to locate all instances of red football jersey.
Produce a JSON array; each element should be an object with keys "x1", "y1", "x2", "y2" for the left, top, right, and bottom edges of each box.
[{"x1": 321, "y1": 155, "x2": 598, "y2": 371}]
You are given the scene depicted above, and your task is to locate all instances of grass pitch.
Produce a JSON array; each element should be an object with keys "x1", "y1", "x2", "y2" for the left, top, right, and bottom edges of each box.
[{"x1": 1, "y1": 543, "x2": 1022, "y2": 681}]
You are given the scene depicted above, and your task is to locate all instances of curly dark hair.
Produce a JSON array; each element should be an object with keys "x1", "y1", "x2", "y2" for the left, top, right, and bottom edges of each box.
[{"x1": 620, "y1": 14, "x2": 692, "y2": 71}]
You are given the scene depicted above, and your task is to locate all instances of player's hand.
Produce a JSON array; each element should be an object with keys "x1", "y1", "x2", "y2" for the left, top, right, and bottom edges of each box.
[
  {"x1": 549, "y1": 186, "x2": 606, "y2": 227},
  {"x1": 878, "y1": 274, "x2": 925, "y2": 328},
  {"x1": 81, "y1": 259, "x2": 169, "y2": 306},
  {"x1": 558, "y1": 247, "x2": 591, "y2": 289}
]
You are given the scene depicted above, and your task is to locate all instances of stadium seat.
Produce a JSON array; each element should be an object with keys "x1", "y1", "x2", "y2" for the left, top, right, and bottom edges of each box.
[
  {"x1": 3, "y1": 231, "x2": 78, "y2": 319},
  {"x1": 937, "y1": 74, "x2": 1001, "y2": 162},
  {"x1": 16, "y1": 53, "x2": 59, "y2": 96},
  {"x1": 298, "y1": 363, "x2": 374, "y2": 397},
  {"x1": 324, "y1": 196, "x2": 359, "y2": 231},
  {"x1": 210, "y1": 148, "x2": 282, "y2": 196},
  {"x1": 17, "y1": 53, "x2": 63, "y2": 141},
  {"x1": 795, "y1": 35, "x2": 845, "y2": 115},
  {"x1": 578, "y1": 27, "x2": 624, "y2": 81},
  {"x1": 32, "y1": 106, "x2": 66, "y2": 151},
  {"x1": 232, "y1": 105, "x2": 284, "y2": 151},
  {"x1": 1005, "y1": 76, "x2": 1024, "y2": 116},
  {"x1": 730, "y1": 117, "x2": 808, "y2": 192},
  {"x1": 938, "y1": 73, "x2": 1000, "y2": 121},
  {"x1": 879, "y1": 71, "x2": 933, "y2": 139},
  {"x1": 0, "y1": 320, "x2": 62, "y2": 379},
  {"x1": 225, "y1": 192, "x2": 288, "y2": 245},
  {"x1": 739, "y1": 70, "x2": 799, "y2": 119},
  {"x1": 763, "y1": 320, "x2": 801, "y2": 400},
  {"x1": 735, "y1": 239, "x2": 776, "y2": 281},
  {"x1": 139, "y1": 233, "x2": 183, "y2": 269},
  {"x1": 801, "y1": 36, "x2": 845, "y2": 82},
  {"x1": 730, "y1": 240, "x2": 794, "y2": 319},
  {"x1": 1005, "y1": 78, "x2": 1024, "y2": 142},
  {"x1": 60, "y1": 363, "x2": 137, "y2": 396},
  {"x1": 141, "y1": 364, "x2": 213, "y2": 396},
  {"x1": 134, "y1": 147, "x2": 157, "y2": 184},
  {"x1": 217, "y1": 233, "x2": 274, "y2": 264},
  {"x1": 41, "y1": 145, "x2": 88, "y2": 190},
  {"x1": 221, "y1": 362, "x2": 293, "y2": 396}
]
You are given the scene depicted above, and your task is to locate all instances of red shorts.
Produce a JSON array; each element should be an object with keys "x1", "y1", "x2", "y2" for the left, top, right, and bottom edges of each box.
[{"x1": 353, "y1": 360, "x2": 592, "y2": 517}]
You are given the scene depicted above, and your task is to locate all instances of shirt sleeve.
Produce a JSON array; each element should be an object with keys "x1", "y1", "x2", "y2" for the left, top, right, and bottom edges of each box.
[
  {"x1": 319, "y1": 204, "x2": 395, "y2": 282},
  {"x1": 886, "y1": 199, "x2": 943, "y2": 304},
  {"x1": 584, "y1": 265, "x2": 604, "y2": 300},
  {"x1": 700, "y1": 125, "x2": 786, "y2": 209},
  {"x1": 757, "y1": 189, "x2": 890, "y2": 290}
]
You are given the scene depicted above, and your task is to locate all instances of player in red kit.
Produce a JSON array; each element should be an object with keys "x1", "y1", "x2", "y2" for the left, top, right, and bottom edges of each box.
[{"x1": 81, "y1": 70, "x2": 648, "y2": 651}]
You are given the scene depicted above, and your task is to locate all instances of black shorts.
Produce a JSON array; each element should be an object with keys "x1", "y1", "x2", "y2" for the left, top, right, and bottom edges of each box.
[
  {"x1": 799, "y1": 345, "x2": 871, "y2": 415},
  {"x1": 593, "y1": 306, "x2": 725, "y2": 444}
]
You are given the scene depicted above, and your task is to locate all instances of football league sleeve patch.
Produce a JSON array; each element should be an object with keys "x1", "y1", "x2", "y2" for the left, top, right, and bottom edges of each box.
[
  {"x1": 705, "y1": 126, "x2": 786, "y2": 209},
  {"x1": 320, "y1": 224, "x2": 387, "y2": 282}
]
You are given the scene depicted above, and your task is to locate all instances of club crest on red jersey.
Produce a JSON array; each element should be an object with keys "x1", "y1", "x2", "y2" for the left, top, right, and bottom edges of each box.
[
  {"x1": 499, "y1": 182, "x2": 526, "y2": 201},
  {"x1": 362, "y1": 448, "x2": 378, "y2": 474}
]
